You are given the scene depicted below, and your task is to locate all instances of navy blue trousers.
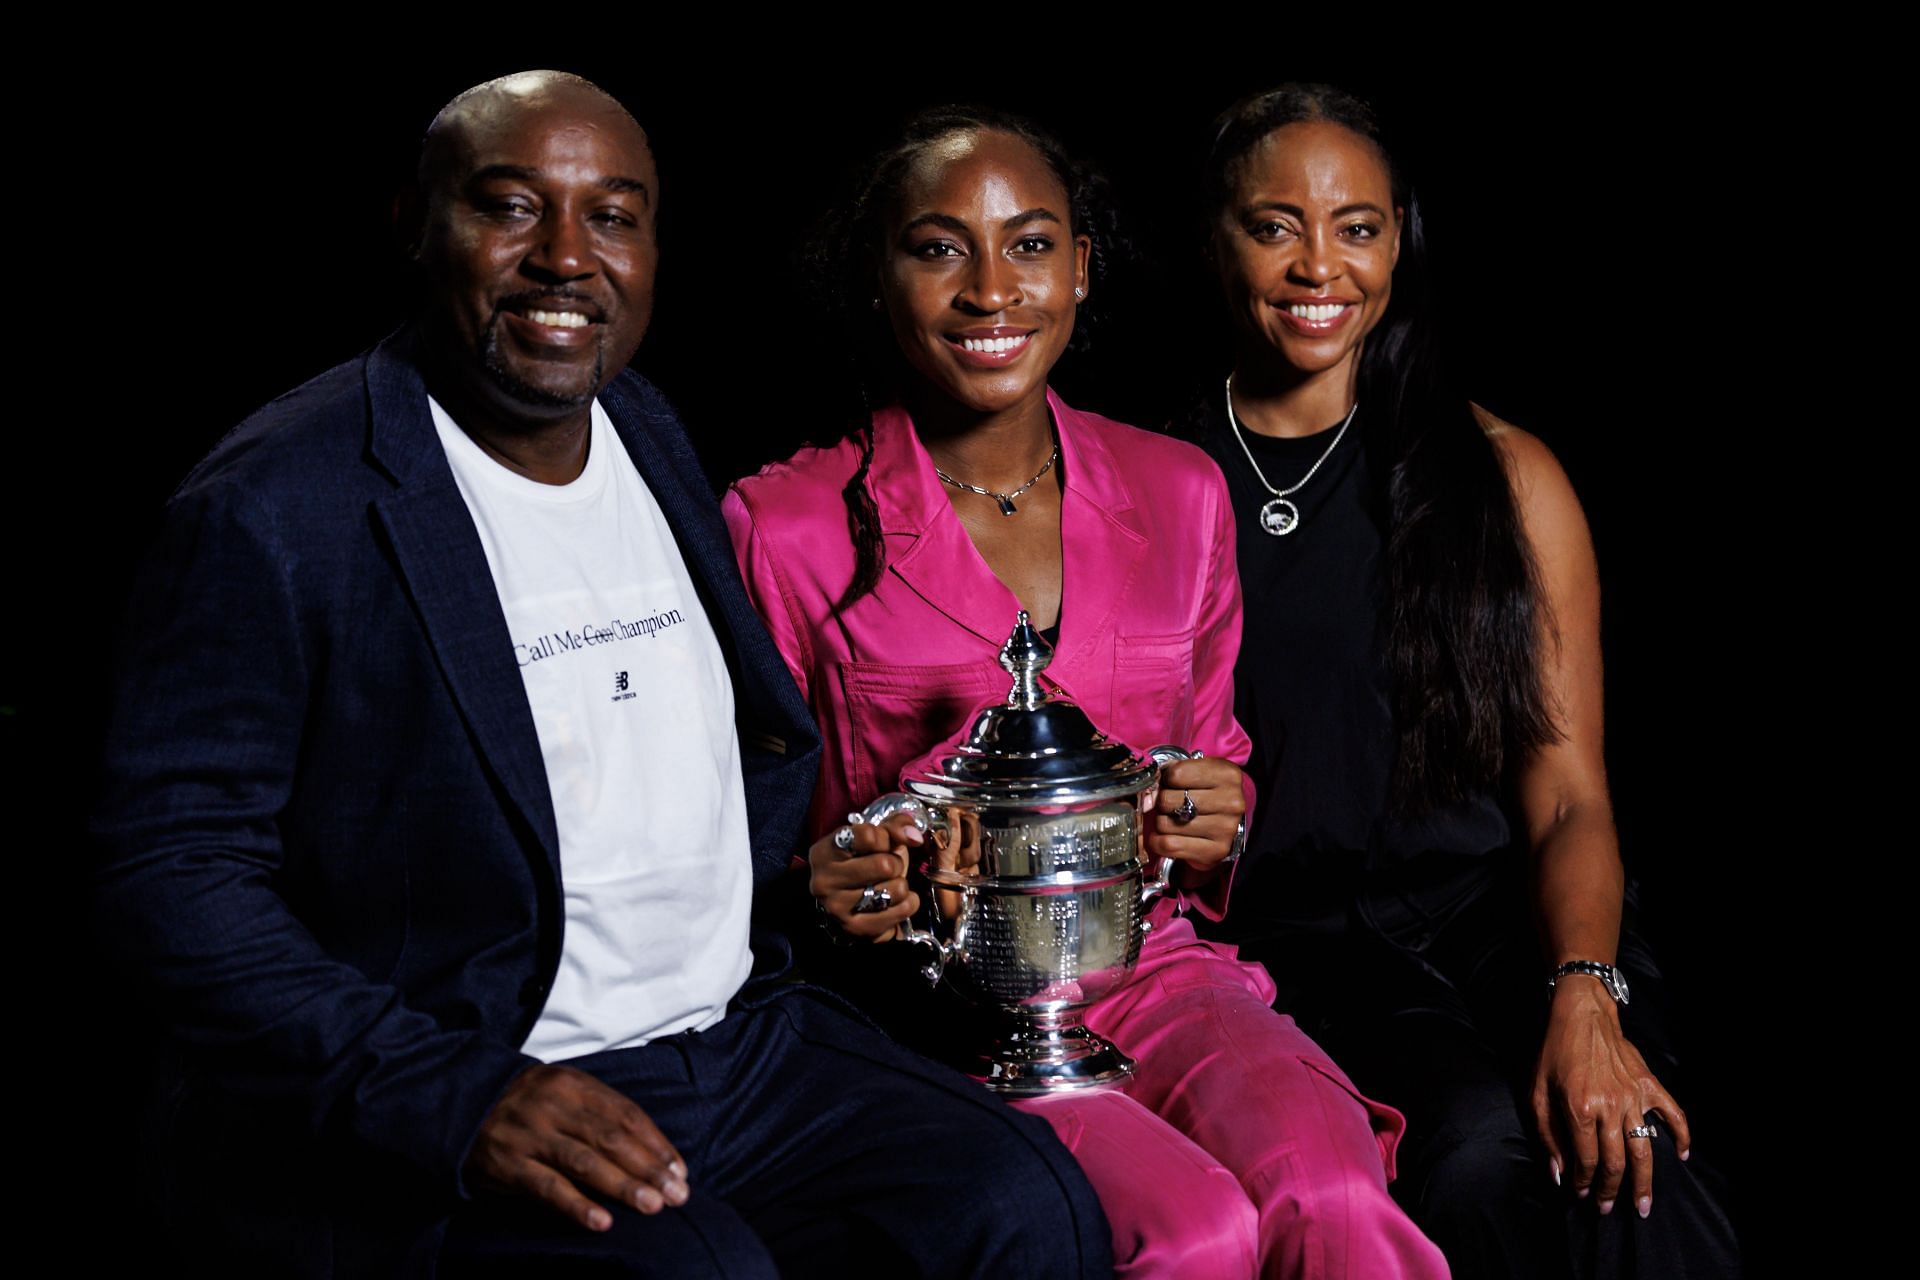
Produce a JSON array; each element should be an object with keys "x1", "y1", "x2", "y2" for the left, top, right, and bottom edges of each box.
[{"x1": 440, "y1": 984, "x2": 1111, "y2": 1278}]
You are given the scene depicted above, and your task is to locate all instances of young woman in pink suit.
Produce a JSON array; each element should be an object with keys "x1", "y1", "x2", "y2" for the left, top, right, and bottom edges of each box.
[{"x1": 722, "y1": 107, "x2": 1448, "y2": 1280}]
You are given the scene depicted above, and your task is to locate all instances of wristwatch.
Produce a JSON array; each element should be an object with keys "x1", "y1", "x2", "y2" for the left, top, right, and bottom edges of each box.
[{"x1": 1548, "y1": 961, "x2": 1630, "y2": 1006}]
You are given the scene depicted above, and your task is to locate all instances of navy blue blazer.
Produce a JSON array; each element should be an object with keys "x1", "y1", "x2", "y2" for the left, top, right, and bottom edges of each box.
[{"x1": 91, "y1": 331, "x2": 822, "y2": 1274}]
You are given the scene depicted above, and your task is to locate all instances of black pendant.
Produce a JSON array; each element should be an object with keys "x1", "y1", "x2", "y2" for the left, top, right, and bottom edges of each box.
[{"x1": 996, "y1": 496, "x2": 1019, "y2": 516}]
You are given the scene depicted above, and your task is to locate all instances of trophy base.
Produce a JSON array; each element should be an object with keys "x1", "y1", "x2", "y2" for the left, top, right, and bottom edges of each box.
[{"x1": 978, "y1": 1012, "x2": 1135, "y2": 1096}]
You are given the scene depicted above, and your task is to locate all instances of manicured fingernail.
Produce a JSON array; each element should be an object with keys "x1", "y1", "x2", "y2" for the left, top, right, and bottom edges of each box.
[
  {"x1": 668, "y1": 1159, "x2": 687, "y2": 1180},
  {"x1": 1598, "y1": 1199, "x2": 1614, "y2": 1215},
  {"x1": 634, "y1": 1186, "x2": 663, "y2": 1213},
  {"x1": 1637, "y1": 1196, "x2": 1651, "y2": 1219},
  {"x1": 903, "y1": 826, "x2": 925, "y2": 844},
  {"x1": 1680, "y1": 1148, "x2": 1691, "y2": 1162},
  {"x1": 1550, "y1": 1158, "x2": 1562, "y2": 1186},
  {"x1": 1577, "y1": 1186, "x2": 1589, "y2": 1199},
  {"x1": 589, "y1": 1207, "x2": 613, "y2": 1231},
  {"x1": 663, "y1": 1177, "x2": 690, "y2": 1206}
]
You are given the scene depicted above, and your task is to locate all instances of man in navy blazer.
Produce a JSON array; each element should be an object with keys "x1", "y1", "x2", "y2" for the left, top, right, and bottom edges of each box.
[{"x1": 91, "y1": 71, "x2": 1108, "y2": 1278}]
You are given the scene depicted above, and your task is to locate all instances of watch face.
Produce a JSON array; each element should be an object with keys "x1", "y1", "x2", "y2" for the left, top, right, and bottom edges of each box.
[{"x1": 1611, "y1": 967, "x2": 1631, "y2": 1004}]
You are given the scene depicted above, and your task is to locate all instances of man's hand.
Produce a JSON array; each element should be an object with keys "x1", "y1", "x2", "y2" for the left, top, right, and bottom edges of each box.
[{"x1": 466, "y1": 1064, "x2": 690, "y2": 1231}]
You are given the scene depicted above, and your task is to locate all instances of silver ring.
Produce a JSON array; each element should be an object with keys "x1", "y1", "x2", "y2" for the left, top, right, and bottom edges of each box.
[
  {"x1": 832, "y1": 826, "x2": 855, "y2": 851},
  {"x1": 852, "y1": 884, "x2": 893, "y2": 915},
  {"x1": 1173, "y1": 792, "x2": 1197, "y2": 824},
  {"x1": 1625, "y1": 1124, "x2": 1657, "y2": 1140}
]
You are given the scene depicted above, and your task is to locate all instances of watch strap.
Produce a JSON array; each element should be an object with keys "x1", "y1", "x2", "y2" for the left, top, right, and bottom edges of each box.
[{"x1": 1548, "y1": 960, "x2": 1629, "y2": 1005}]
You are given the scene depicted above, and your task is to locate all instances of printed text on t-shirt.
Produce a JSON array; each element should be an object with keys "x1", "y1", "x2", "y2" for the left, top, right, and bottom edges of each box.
[{"x1": 515, "y1": 610, "x2": 686, "y2": 667}]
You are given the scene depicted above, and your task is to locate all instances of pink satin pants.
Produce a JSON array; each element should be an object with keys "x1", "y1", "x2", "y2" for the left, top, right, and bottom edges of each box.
[{"x1": 1011, "y1": 916, "x2": 1451, "y2": 1279}]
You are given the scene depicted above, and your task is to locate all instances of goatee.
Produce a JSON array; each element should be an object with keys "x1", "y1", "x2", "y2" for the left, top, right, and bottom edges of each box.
[{"x1": 481, "y1": 321, "x2": 604, "y2": 410}]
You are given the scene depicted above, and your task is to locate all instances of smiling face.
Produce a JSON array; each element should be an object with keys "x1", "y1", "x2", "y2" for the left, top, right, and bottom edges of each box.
[
  {"x1": 1212, "y1": 121, "x2": 1401, "y2": 383},
  {"x1": 416, "y1": 78, "x2": 658, "y2": 426},
  {"x1": 877, "y1": 129, "x2": 1090, "y2": 419}
]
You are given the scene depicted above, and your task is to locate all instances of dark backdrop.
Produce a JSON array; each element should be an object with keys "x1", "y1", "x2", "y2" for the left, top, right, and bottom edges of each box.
[{"x1": 37, "y1": 45, "x2": 1797, "y2": 1268}]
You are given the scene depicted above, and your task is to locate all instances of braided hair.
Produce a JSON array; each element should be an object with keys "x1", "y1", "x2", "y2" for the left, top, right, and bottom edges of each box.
[
  {"x1": 806, "y1": 106, "x2": 1125, "y2": 612},
  {"x1": 1202, "y1": 84, "x2": 1559, "y2": 810}
]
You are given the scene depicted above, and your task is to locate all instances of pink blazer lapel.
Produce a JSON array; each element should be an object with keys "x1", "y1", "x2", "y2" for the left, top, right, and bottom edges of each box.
[
  {"x1": 1046, "y1": 390, "x2": 1151, "y2": 703},
  {"x1": 872, "y1": 403, "x2": 1028, "y2": 649},
  {"x1": 867, "y1": 393, "x2": 1154, "y2": 710}
]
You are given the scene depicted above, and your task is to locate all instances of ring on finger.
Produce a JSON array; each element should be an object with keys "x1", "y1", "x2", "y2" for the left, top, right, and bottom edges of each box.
[
  {"x1": 832, "y1": 826, "x2": 856, "y2": 850},
  {"x1": 1172, "y1": 791, "x2": 1197, "y2": 824},
  {"x1": 852, "y1": 884, "x2": 894, "y2": 915},
  {"x1": 1625, "y1": 1123, "x2": 1657, "y2": 1140}
]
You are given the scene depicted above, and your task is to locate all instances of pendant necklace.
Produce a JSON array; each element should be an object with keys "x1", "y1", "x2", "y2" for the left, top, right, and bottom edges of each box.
[
  {"x1": 1224, "y1": 374, "x2": 1357, "y2": 537},
  {"x1": 934, "y1": 443, "x2": 1060, "y2": 517}
]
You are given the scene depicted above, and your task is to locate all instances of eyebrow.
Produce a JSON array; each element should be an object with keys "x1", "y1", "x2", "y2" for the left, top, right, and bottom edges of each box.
[
  {"x1": 900, "y1": 207, "x2": 1064, "y2": 236},
  {"x1": 1243, "y1": 200, "x2": 1389, "y2": 220},
  {"x1": 601, "y1": 176, "x2": 652, "y2": 202},
  {"x1": 469, "y1": 164, "x2": 540, "y2": 186},
  {"x1": 468, "y1": 164, "x2": 652, "y2": 204}
]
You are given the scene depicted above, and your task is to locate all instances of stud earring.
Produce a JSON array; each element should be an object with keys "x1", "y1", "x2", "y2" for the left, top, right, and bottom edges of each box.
[
  {"x1": 1073, "y1": 287, "x2": 1086, "y2": 300},
  {"x1": 871, "y1": 297, "x2": 882, "y2": 311}
]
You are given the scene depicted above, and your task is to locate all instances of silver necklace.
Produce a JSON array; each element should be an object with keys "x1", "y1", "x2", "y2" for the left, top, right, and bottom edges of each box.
[
  {"x1": 934, "y1": 444, "x2": 1059, "y2": 517},
  {"x1": 1224, "y1": 374, "x2": 1357, "y2": 537}
]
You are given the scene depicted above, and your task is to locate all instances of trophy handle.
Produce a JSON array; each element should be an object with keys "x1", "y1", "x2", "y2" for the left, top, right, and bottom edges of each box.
[
  {"x1": 1141, "y1": 746, "x2": 1203, "y2": 907},
  {"x1": 853, "y1": 794, "x2": 958, "y2": 985}
]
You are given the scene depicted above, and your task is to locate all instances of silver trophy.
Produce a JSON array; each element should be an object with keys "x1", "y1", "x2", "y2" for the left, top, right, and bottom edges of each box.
[{"x1": 852, "y1": 612, "x2": 1197, "y2": 1096}]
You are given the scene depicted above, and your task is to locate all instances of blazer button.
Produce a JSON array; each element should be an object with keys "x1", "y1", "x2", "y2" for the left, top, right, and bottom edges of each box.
[{"x1": 519, "y1": 977, "x2": 550, "y2": 1007}]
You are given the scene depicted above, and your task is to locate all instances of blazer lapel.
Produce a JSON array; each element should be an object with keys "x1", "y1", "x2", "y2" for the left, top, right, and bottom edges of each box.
[
  {"x1": 873, "y1": 404, "x2": 1028, "y2": 649},
  {"x1": 596, "y1": 375, "x2": 743, "y2": 655},
  {"x1": 871, "y1": 394, "x2": 1151, "y2": 709},
  {"x1": 362, "y1": 333, "x2": 562, "y2": 879},
  {"x1": 598, "y1": 372, "x2": 822, "y2": 886},
  {"x1": 1044, "y1": 390, "x2": 1150, "y2": 705}
]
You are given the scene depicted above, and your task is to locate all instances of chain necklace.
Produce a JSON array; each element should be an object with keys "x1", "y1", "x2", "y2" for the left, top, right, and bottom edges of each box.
[
  {"x1": 1224, "y1": 374, "x2": 1357, "y2": 537},
  {"x1": 934, "y1": 443, "x2": 1060, "y2": 517}
]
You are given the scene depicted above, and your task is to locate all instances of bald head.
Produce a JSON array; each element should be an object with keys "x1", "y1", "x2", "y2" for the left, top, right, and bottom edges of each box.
[{"x1": 419, "y1": 70, "x2": 650, "y2": 198}]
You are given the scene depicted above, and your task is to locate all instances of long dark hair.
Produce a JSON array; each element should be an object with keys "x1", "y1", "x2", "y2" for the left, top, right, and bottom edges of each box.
[
  {"x1": 807, "y1": 106, "x2": 1124, "y2": 611},
  {"x1": 1203, "y1": 84, "x2": 1557, "y2": 810}
]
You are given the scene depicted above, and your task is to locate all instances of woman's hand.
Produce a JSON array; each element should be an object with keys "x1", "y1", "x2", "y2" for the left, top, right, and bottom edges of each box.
[
  {"x1": 1144, "y1": 757, "x2": 1247, "y2": 874},
  {"x1": 808, "y1": 812, "x2": 925, "y2": 942},
  {"x1": 1532, "y1": 979, "x2": 1691, "y2": 1219}
]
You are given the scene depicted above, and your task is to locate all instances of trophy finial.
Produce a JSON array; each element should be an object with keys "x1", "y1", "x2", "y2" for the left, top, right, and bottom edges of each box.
[{"x1": 1001, "y1": 611, "x2": 1053, "y2": 709}]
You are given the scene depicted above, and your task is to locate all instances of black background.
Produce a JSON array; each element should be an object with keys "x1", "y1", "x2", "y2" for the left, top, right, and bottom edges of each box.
[{"x1": 34, "y1": 42, "x2": 1806, "y2": 1268}]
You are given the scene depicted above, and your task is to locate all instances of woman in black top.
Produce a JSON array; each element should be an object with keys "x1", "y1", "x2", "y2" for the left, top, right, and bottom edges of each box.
[{"x1": 1192, "y1": 85, "x2": 1739, "y2": 1278}]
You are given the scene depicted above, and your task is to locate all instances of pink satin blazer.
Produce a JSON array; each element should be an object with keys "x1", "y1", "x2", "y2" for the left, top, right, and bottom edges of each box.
[{"x1": 723, "y1": 389, "x2": 1250, "y2": 918}]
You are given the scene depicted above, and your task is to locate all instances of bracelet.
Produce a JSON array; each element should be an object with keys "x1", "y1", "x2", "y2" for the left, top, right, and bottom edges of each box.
[
  {"x1": 1223, "y1": 819, "x2": 1246, "y2": 864},
  {"x1": 1546, "y1": 960, "x2": 1630, "y2": 1006}
]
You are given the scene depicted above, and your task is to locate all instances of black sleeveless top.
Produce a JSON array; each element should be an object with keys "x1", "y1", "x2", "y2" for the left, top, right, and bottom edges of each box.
[{"x1": 1197, "y1": 396, "x2": 1514, "y2": 947}]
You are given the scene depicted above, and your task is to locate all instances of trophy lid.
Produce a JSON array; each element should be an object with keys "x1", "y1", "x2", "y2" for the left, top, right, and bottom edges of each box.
[{"x1": 903, "y1": 612, "x2": 1157, "y2": 805}]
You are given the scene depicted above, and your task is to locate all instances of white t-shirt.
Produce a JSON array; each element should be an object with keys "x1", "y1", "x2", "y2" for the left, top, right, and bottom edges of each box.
[{"x1": 430, "y1": 395, "x2": 754, "y2": 1061}]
